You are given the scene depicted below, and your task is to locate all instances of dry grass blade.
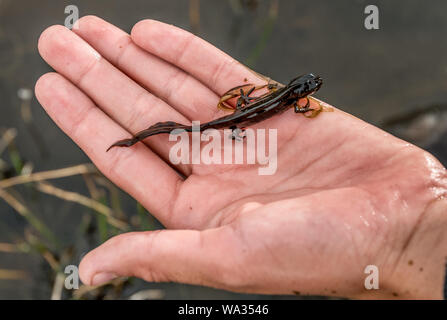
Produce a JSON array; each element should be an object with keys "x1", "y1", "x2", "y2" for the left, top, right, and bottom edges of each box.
[
  {"x1": 128, "y1": 289, "x2": 165, "y2": 300},
  {"x1": 23, "y1": 230, "x2": 60, "y2": 271},
  {"x1": 0, "y1": 128, "x2": 18, "y2": 156},
  {"x1": 51, "y1": 272, "x2": 65, "y2": 300},
  {"x1": 0, "y1": 188, "x2": 35, "y2": 217},
  {"x1": 189, "y1": 0, "x2": 200, "y2": 34},
  {"x1": 93, "y1": 176, "x2": 125, "y2": 220},
  {"x1": 42, "y1": 250, "x2": 59, "y2": 270},
  {"x1": 245, "y1": 0, "x2": 279, "y2": 68},
  {"x1": 0, "y1": 189, "x2": 56, "y2": 243},
  {"x1": 83, "y1": 174, "x2": 102, "y2": 200},
  {"x1": 0, "y1": 163, "x2": 97, "y2": 189},
  {"x1": 73, "y1": 277, "x2": 127, "y2": 299},
  {"x1": 0, "y1": 242, "x2": 19, "y2": 252},
  {"x1": 0, "y1": 269, "x2": 28, "y2": 280},
  {"x1": 35, "y1": 182, "x2": 128, "y2": 230}
]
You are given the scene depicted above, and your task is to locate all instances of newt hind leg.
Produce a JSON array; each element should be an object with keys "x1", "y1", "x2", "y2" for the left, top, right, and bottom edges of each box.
[
  {"x1": 218, "y1": 81, "x2": 282, "y2": 111},
  {"x1": 236, "y1": 87, "x2": 258, "y2": 110},
  {"x1": 218, "y1": 84, "x2": 256, "y2": 111}
]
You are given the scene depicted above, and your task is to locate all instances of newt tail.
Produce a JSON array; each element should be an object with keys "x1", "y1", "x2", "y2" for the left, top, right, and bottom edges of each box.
[{"x1": 106, "y1": 121, "x2": 192, "y2": 151}]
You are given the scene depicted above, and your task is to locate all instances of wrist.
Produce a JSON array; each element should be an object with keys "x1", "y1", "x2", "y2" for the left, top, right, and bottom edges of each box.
[{"x1": 382, "y1": 199, "x2": 447, "y2": 299}]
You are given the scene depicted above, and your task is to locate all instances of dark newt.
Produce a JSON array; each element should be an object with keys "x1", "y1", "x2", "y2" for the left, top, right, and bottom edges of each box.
[{"x1": 107, "y1": 73, "x2": 329, "y2": 151}]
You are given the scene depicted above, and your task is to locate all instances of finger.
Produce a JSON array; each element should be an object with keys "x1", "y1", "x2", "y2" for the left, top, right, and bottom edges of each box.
[
  {"x1": 35, "y1": 72, "x2": 182, "y2": 226},
  {"x1": 79, "y1": 226, "x2": 244, "y2": 291},
  {"x1": 131, "y1": 19, "x2": 269, "y2": 96},
  {"x1": 73, "y1": 16, "x2": 220, "y2": 122},
  {"x1": 38, "y1": 25, "x2": 191, "y2": 174}
]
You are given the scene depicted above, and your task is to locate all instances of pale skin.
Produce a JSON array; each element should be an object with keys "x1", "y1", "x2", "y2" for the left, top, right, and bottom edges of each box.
[{"x1": 35, "y1": 16, "x2": 447, "y2": 299}]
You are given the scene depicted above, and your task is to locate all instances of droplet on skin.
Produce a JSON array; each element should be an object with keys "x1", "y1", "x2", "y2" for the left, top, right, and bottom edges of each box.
[
  {"x1": 89, "y1": 46, "x2": 101, "y2": 61},
  {"x1": 425, "y1": 153, "x2": 447, "y2": 198},
  {"x1": 71, "y1": 20, "x2": 101, "y2": 61},
  {"x1": 359, "y1": 215, "x2": 370, "y2": 227}
]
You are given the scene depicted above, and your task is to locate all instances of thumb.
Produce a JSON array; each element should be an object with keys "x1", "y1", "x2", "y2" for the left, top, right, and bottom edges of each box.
[{"x1": 79, "y1": 226, "x2": 242, "y2": 289}]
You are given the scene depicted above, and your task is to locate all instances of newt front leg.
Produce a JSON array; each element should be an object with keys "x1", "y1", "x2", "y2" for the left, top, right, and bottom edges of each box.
[
  {"x1": 294, "y1": 98, "x2": 332, "y2": 118},
  {"x1": 294, "y1": 98, "x2": 313, "y2": 113}
]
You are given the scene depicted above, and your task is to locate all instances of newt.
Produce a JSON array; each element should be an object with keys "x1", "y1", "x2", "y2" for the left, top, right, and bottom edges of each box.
[{"x1": 107, "y1": 73, "x2": 330, "y2": 151}]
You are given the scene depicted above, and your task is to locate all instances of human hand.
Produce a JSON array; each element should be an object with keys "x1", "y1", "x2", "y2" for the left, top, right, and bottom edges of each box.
[{"x1": 35, "y1": 16, "x2": 447, "y2": 299}]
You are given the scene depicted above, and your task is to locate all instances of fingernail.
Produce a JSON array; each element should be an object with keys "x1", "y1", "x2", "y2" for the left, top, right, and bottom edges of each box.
[{"x1": 91, "y1": 272, "x2": 117, "y2": 286}]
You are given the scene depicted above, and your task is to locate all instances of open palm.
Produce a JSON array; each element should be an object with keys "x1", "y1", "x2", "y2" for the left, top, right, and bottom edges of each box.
[{"x1": 35, "y1": 16, "x2": 447, "y2": 298}]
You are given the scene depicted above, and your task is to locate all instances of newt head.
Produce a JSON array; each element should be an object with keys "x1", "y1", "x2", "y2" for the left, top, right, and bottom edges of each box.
[{"x1": 289, "y1": 73, "x2": 323, "y2": 98}]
